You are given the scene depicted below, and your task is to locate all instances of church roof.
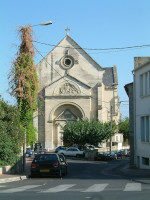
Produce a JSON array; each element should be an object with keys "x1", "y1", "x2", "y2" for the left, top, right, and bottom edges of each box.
[{"x1": 103, "y1": 66, "x2": 118, "y2": 87}]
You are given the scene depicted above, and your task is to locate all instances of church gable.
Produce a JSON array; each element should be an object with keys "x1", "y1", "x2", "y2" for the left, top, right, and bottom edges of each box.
[
  {"x1": 45, "y1": 76, "x2": 91, "y2": 97},
  {"x1": 36, "y1": 34, "x2": 104, "y2": 90}
]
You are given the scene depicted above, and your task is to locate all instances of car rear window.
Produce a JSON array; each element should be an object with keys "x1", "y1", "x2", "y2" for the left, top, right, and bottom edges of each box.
[{"x1": 34, "y1": 154, "x2": 58, "y2": 162}]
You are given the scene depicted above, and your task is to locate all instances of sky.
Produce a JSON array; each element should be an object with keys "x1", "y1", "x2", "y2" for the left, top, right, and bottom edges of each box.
[{"x1": 1, "y1": 0, "x2": 150, "y2": 119}]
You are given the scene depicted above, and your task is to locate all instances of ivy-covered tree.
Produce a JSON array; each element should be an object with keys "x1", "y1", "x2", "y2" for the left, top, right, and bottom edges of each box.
[
  {"x1": 9, "y1": 25, "x2": 39, "y2": 146},
  {"x1": 62, "y1": 119, "x2": 117, "y2": 148},
  {"x1": 0, "y1": 97, "x2": 24, "y2": 166}
]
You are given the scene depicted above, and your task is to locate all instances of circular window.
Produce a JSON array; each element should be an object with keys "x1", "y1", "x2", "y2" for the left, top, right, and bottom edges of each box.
[
  {"x1": 61, "y1": 55, "x2": 74, "y2": 69},
  {"x1": 64, "y1": 58, "x2": 72, "y2": 66}
]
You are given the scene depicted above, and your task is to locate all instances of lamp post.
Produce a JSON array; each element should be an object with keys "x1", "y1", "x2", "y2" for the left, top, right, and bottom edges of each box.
[{"x1": 30, "y1": 21, "x2": 52, "y2": 27}]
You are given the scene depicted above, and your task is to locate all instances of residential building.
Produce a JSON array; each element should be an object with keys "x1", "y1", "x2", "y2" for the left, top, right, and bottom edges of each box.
[{"x1": 125, "y1": 57, "x2": 150, "y2": 169}]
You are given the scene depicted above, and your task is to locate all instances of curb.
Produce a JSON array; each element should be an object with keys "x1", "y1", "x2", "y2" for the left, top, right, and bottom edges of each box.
[{"x1": 0, "y1": 175, "x2": 28, "y2": 184}]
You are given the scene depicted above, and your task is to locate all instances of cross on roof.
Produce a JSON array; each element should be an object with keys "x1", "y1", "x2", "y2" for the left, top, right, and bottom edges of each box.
[{"x1": 65, "y1": 27, "x2": 70, "y2": 36}]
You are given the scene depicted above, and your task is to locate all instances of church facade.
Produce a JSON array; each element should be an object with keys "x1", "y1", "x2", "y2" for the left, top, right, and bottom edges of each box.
[{"x1": 34, "y1": 32, "x2": 121, "y2": 150}]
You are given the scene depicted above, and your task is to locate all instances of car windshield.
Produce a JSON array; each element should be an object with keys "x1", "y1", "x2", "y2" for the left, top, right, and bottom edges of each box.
[{"x1": 34, "y1": 154, "x2": 58, "y2": 162}]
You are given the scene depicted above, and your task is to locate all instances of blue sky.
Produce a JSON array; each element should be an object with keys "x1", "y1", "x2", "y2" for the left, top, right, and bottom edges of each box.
[{"x1": 1, "y1": 0, "x2": 150, "y2": 118}]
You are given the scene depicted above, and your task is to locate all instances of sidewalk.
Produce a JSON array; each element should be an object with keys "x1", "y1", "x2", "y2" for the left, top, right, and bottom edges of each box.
[
  {"x1": 120, "y1": 162, "x2": 150, "y2": 178},
  {"x1": 0, "y1": 157, "x2": 33, "y2": 183}
]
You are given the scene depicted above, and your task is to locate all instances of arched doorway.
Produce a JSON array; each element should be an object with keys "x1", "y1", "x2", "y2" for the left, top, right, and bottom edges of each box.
[{"x1": 52, "y1": 103, "x2": 84, "y2": 148}]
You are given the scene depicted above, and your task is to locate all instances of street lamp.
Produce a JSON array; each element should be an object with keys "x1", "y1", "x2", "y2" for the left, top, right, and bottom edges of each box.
[{"x1": 30, "y1": 20, "x2": 52, "y2": 27}]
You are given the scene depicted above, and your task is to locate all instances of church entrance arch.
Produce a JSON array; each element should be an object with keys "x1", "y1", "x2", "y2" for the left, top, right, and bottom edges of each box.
[{"x1": 52, "y1": 103, "x2": 84, "y2": 148}]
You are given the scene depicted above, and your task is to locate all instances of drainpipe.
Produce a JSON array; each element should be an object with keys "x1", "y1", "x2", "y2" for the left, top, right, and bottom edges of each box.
[{"x1": 132, "y1": 70, "x2": 137, "y2": 167}]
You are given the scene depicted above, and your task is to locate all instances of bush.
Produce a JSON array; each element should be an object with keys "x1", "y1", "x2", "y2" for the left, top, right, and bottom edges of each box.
[{"x1": 0, "y1": 97, "x2": 24, "y2": 166}]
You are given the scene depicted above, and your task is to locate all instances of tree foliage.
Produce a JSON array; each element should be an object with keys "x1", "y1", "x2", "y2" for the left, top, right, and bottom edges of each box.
[
  {"x1": 118, "y1": 117, "x2": 129, "y2": 141},
  {"x1": 62, "y1": 119, "x2": 117, "y2": 147},
  {"x1": 0, "y1": 97, "x2": 24, "y2": 166},
  {"x1": 9, "y1": 26, "x2": 39, "y2": 145}
]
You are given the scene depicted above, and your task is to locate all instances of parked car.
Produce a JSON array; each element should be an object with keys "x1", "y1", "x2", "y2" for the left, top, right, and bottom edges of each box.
[
  {"x1": 115, "y1": 151, "x2": 123, "y2": 159},
  {"x1": 107, "y1": 151, "x2": 117, "y2": 160},
  {"x1": 34, "y1": 148, "x2": 48, "y2": 155},
  {"x1": 121, "y1": 149, "x2": 130, "y2": 157},
  {"x1": 55, "y1": 146, "x2": 68, "y2": 153},
  {"x1": 94, "y1": 152, "x2": 109, "y2": 161},
  {"x1": 34, "y1": 142, "x2": 42, "y2": 151},
  {"x1": 26, "y1": 148, "x2": 33, "y2": 157},
  {"x1": 84, "y1": 144, "x2": 102, "y2": 150},
  {"x1": 59, "y1": 147, "x2": 85, "y2": 157},
  {"x1": 31, "y1": 153, "x2": 67, "y2": 178}
]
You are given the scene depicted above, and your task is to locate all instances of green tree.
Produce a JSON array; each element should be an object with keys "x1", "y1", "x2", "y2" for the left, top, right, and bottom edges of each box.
[
  {"x1": 0, "y1": 97, "x2": 24, "y2": 166},
  {"x1": 118, "y1": 117, "x2": 129, "y2": 142},
  {"x1": 62, "y1": 119, "x2": 117, "y2": 148},
  {"x1": 9, "y1": 26, "x2": 39, "y2": 146}
]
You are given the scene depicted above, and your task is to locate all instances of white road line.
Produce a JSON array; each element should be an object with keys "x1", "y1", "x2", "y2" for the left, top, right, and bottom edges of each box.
[
  {"x1": 41, "y1": 184, "x2": 76, "y2": 193},
  {"x1": 82, "y1": 184, "x2": 109, "y2": 192},
  {"x1": 0, "y1": 185, "x2": 41, "y2": 193},
  {"x1": 124, "y1": 183, "x2": 141, "y2": 191}
]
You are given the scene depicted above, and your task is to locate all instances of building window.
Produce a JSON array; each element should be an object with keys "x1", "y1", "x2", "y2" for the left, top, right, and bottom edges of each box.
[
  {"x1": 140, "y1": 74, "x2": 143, "y2": 96},
  {"x1": 116, "y1": 136, "x2": 119, "y2": 141},
  {"x1": 140, "y1": 71, "x2": 150, "y2": 97},
  {"x1": 142, "y1": 157, "x2": 149, "y2": 166},
  {"x1": 141, "y1": 116, "x2": 150, "y2": 142}
]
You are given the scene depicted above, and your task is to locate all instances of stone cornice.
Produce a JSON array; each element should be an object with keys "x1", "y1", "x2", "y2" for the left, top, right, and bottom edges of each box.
[{"x1": 45, "y1": 95, "x2": 91, "y2": 99}]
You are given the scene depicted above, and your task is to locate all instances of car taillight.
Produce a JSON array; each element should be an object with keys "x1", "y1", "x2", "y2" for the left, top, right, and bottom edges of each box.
[
  {"x1": 53, "y1": 163, "x2": 59, "y2": 167},
  {"x1": 31, "y1": 163, "x2": 37, "y2": 168}
]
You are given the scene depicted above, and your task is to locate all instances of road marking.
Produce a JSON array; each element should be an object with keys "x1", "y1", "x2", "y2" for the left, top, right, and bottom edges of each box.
[
  {"x1": 124, "y1": 183, "x2": 141, "y2": 191},
  {"x1": 82, "y1": 184, "x2": 109, "y2": 192},
  {"x1": 41, "y1": 184, "x2": 76, "y2": 193},
  {"x1": 0, "y1": 185, "x2": 41, "y2": 193}
]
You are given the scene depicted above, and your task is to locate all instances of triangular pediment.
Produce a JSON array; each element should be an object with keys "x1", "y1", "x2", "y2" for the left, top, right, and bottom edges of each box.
[
  {"x1": 44, "y1": 75, "x2": 91, "y2": 97},
  {"x1": 45, "y1": 74, "x2": 91, "y2": 89},
  {"x1": 56, "y1": 109, "x2": 77, "y2": 121}
]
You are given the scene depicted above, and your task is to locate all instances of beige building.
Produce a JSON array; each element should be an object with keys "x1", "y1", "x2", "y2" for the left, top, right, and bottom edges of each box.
[{"x1": 34, "y1": 32, "x2": 121, "y2": 150}]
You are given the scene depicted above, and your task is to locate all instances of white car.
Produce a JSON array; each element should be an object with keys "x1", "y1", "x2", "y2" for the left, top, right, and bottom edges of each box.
[{"x1": 58, "y1": 147, "x2": 84, "y2": 157}]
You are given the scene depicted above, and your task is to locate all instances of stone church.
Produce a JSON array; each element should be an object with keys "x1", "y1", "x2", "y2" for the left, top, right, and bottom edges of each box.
[{"x1": 34, "y1": 30, "x2": 121, "y2": 150}]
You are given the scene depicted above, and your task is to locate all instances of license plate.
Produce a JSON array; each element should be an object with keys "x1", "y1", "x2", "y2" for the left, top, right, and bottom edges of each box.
[{"x1": 40, "y1": 169, "x2": 50, "y2": 172}]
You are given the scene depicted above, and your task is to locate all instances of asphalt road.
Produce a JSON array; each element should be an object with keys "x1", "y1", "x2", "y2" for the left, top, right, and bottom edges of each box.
[{"x1": 0, "y1": 157, "x2": 150, "y2": 200}]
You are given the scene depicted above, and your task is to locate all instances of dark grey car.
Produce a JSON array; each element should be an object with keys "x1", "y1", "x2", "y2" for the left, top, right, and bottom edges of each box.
[{"x1": 31, "y1": 153, "x2": 67, "y2": 178}]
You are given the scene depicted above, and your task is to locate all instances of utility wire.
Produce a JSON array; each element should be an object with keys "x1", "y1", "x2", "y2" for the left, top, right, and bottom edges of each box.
[
  {"x1": 33, "y1": 40, "x2": 150, "y2": 51},
  {"x1": 35, "y1": 46, "x2": 128, "y2": 105}
]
